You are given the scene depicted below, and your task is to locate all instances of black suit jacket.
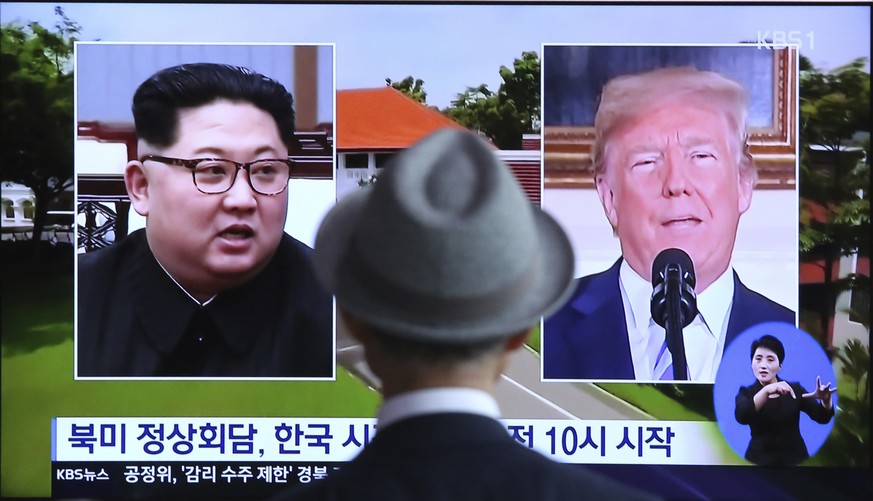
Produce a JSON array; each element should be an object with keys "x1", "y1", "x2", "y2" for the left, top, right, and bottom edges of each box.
[
  {"x1": 77, "y1": 229, "x2": 332, "y2": 377},
  {"x1": 735, "y1": 380, "x2": 835, "y2": 466},
  {"x1": 271, "y1": 413, "x2": 655, "y2": 501},
  {"x1": 543, "y1": 259, "x2": 795, "y2": 380}
]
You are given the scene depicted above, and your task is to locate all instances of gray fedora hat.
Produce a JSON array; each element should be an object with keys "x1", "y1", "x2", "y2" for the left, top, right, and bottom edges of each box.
[{"x1": 313, "y1": 128, "x2": 575, "y2": 344}]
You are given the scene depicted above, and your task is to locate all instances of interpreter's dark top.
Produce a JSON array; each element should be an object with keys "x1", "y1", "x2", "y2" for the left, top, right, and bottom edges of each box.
[
  {"x1": 270, "y1": 413, "x2": 658, "y2": 501},
  {"x1": 735, "y1": 380, "x2": 835, "y2": 466},
  {"x1": 77, "y1": 229, "x2": 333, "y2": 378}
]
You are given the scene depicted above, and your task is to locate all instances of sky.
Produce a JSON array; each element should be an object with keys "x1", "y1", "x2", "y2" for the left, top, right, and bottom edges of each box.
[{"x1": 1, "y1": 2, "x2": 870, "y2": 110}]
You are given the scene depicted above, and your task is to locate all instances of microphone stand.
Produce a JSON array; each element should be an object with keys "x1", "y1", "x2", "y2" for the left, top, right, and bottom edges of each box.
[{"x1": 664, "y1": 264, "x2": 688, "y2": 380}]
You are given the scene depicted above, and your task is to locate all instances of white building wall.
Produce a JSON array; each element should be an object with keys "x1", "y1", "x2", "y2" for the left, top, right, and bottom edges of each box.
[
  {"x1": 335, "y1": 153, "x2": 377, "y2": 201},
  {"x1": 0, "y1": 183, "x2": 35, "y2": 226}
]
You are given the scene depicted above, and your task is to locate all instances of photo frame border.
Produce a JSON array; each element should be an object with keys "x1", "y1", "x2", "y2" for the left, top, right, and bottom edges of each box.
[{"x1": 543, "y1": 45, "x2": 797, "y2": 190}]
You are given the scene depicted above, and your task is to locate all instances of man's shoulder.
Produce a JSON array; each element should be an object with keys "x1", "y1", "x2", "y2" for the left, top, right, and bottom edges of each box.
[
  {"x1": 271, "y1": 444, "x2": 655, "y2": 501},
  {"x1": 278, "y1": 232, "x2": 313, "y2": 253},
  {"x1": 505, "y1": 443, "x2": 656, "y2": 499},
  {"x1": 542, "y1": 259, "x2": 633, "y2": 379},
  {"x1": 77, "y1": 232, "x2": 150, "y2": 375},
  {"x1": 733, "y1": 274, "x2": 795, "y2": 323},
  {"x1": 549, "y1": 259, "x2": 622, "y2": 319},
  {"x1": 575, "y1": 260, "x2": 622, "y2": 291},
  {"x1": 78, "y1": 231, "x2": 146, "y2": 282},
  {"x1": 269, "y1": 234, "x2": 326, "y2": 295},
  {"x1": 272, "y1": 233, "x2": 316, "y2": 268}
]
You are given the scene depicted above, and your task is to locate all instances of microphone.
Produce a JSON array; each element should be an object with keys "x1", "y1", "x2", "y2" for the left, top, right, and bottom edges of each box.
[{"x1": 650, "y1": 248, "x2": 698, "y2": 380}]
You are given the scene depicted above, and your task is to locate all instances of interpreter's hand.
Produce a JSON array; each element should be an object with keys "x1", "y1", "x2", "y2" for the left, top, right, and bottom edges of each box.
[
  {"x1": 802, "y1": 376, "x2": 837, "y2": 409},
  {"x1": 763, "y1": 381, "x2": 796, "y2": 399}
]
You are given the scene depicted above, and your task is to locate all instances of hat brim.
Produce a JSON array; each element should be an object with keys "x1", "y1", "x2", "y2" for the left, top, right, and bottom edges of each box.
[{"x1": 313, "y1": 189, "x2": 575, "y2": 343}]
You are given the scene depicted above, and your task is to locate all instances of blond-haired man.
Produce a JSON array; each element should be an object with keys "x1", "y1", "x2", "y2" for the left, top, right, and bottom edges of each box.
[{"x1": 544, "y1": 67, "x2": 794, "y2": 382}]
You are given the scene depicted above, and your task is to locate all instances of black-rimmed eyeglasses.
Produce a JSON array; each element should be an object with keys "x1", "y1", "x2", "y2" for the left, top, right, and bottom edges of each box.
[{"x1": 141, "y1": 155, "x2": 293, "y2": 196}]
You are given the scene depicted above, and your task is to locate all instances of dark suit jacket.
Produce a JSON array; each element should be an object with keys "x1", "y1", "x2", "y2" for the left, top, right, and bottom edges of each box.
[
  {"x1": 543, "y1": 259, "x2": 795, "y2": 380},
  {"x1": 735, "y1": 380, "x2": 835, "y2": 466},
  {"x1": 271, "y1": 413, "x2": 655, "y2": 501},
  {"x1": 77, "y1": 229, "x2": 332, "y2": 377}
]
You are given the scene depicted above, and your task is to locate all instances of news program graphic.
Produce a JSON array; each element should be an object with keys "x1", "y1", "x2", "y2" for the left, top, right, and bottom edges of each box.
[
  {"x1": 713, "y1": 323, "x2": 837, "y2": 465},
  {"x1": 755, "y1": 30, "x2": 814, "y2": 51},
  {"x1": 51, "y1": 416, "x2": 730, "y2": 497}
]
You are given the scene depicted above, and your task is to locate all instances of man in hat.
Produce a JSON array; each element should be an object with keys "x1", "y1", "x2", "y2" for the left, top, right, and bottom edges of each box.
[{"x1": 273, "y1": 129, "x2": 653, "y2": 500}]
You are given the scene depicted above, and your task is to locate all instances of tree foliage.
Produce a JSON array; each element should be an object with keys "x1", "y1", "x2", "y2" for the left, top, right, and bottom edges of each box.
[
  {"x1": 816, "y1": 338, "x2": 870, "y2": 467},
  {"x1": 800, "y1": 57, "x2": 870, "y2": 158},
  {"x1": 0, "y1": 7, "x2": 79, "y2": 243},
  {"x1": 443, "y1": 51, "x2": 540, "y2": 149},
  {"x1": 386, "y1": 76, "x2": 427, "y2": 104},
  {"x1": 797, "y1": 56, "x2": 870, "y2": 468},
  {"x1": 798, "y1": 57, "x2": 870, "y2": 336},
  {"x1": 798, "y1": 56, "x2": 870, "y2": 243}
]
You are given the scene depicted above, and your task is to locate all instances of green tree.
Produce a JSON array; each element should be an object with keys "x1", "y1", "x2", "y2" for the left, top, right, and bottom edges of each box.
[
  {"x1": 444, "y1": 51, "x2": 540, "y2": 149},
  {"x1": 798, "y1": 56, "x2": 870, "y2": 468},
  {"x1": 0, "y1": 7, "x2": 79, "y2": 244},
  {"x1": 497, "y1": 50, "x2": 540, "y2": 134},
  {"x1": 815, "y1": 338, "x2": 870, "y2": 467},
  {"x1": 386, "y1": 76, "x2": 427, "y2": 104},
  {"x1": 798, "y1": 56, "x2": 870, "y2": 343},
  {"x1": 444, "y1": 83, "x2": 496, "y2": 134}
]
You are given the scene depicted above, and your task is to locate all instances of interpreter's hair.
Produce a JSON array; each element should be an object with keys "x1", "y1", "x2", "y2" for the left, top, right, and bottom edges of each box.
[
  {"x1": 592, "y1": 66, "x2": 756, "y2": 185},
  {"x1": 371, "y1": 328, "x2": 507, "y2": 366},
  {"x1": 751, "y1": 334, "x2": 785, "y2": 365},
  {"x1": 132, "y1": 63, "x2": 295, "y2": 149}
]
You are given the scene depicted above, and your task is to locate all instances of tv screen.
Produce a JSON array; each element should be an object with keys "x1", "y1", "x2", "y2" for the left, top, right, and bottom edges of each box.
[{"x1": 1, "y1": 2, "x2": 869, "y2": 499}]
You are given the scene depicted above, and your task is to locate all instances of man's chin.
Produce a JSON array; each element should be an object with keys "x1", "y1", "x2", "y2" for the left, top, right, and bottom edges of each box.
[
  {"x1": 624, "y1": 247, "x2": 703, "y2": 281},
  {"x1": 206, "y1": 256, "x2": 268, "y2": 285}
]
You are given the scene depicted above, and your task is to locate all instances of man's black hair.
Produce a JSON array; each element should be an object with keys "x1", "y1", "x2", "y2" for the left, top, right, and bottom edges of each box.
[
  {"x1": 751, "y1": 334, "x2": 785, "y2": 365},
  {"x1": 132, "y1": 63, "x2": 295, "y2": 150}
]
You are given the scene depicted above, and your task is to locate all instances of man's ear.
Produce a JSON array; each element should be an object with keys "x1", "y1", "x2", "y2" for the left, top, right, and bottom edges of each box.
[
  {"x1": 125, "y1": 160, "x2": 150, "y2": 217},
  {"x1": 504, "y1": 329, "x2": 532, "y2": 353},
  {"x1": 737, "y1": 168, "x2": 754, "y2": 215},
  {"x1": 339, "y1": 309, "x2": 374, "y2": 345},
  {"x1": 595, "y1": 174, "x2": 618, "y2": 229}
]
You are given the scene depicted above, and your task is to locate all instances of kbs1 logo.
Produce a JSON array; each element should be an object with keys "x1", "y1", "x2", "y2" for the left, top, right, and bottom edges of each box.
[{"x1": 756, "y1": 30, "x2": 814, "y2": 50}]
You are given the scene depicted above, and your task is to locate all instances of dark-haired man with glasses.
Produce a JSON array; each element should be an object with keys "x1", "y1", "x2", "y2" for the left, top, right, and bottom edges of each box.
[{"x1": 77, "y1": 63, "x2": 333, "y2": 378}]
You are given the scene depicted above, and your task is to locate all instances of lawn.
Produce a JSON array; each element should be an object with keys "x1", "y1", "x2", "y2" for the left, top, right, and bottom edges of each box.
[
  {"x1": 596, "y1": 383, "x2": 709, "y2": 421},
  {"x1": 1, "y1": 269, "x2": 380, "y2": 498}
]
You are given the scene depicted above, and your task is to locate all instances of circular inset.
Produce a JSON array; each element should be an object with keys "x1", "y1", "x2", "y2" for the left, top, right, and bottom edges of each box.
[{"x1": 713, "y1": 322, "x2": 837, "y2": 465}]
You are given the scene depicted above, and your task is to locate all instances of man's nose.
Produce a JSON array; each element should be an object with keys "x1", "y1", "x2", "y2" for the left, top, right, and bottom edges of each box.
[
  {"x1": 661, "y1": 153, "x2": 692, "y2": 198},
  {"x1": 222, "y1": 170, "x2": 258, "y2": 210}
]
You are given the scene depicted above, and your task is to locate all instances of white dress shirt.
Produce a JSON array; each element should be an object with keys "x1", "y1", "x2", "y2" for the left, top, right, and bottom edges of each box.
[
  {"x1": 377, "y1": 387, "x2": 500, "y2": 429},
  {"x1": 619, "y1": 260, "x2": 734, "y2": 382}
]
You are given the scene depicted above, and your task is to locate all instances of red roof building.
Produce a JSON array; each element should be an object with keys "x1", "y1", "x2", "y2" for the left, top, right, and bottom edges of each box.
[
  {"x1": 337, "y1": 87, "x2": 466, "y2": 151},
  {"x1": 335, "y1": 87, "x2": 542, "y2": 205}
]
